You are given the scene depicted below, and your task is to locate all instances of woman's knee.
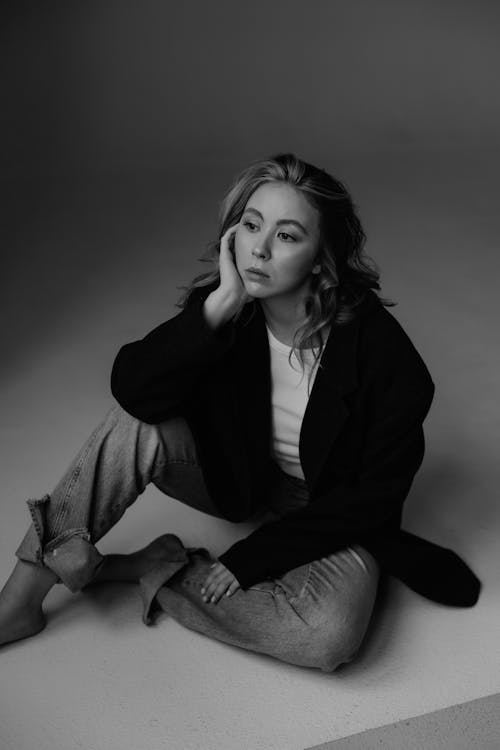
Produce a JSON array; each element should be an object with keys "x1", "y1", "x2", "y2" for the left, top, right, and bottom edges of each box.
[
  {"x1": 107, "y1": 401, "x2": 144, "y2": 428},
  {"x1": 270, "y1": 609, "x2": 363, "y2": 672},
  {"x1": 155, "y1": 415, "x2": 200, "y2": 466},
  {"x1": 303, "y1": 624, "x2": 362, "y2": 672},
  {"x1": 104, "y1": 402, "x2": 163, "y2": 447}
]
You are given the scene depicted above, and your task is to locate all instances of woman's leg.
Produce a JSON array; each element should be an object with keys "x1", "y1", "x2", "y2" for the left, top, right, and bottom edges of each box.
[
  {"x1": 0, "y1": 404, "x2": 221, "y2": 646},
  {"x1": 2, "y1": 403, "x2": 379, "y2": 669},
  {"x1": 135, "y1": 463, "x2": 380, "y2": 673},
  {"x1": 0, "y1": 561, "x2": 59, "y2": 645},
  {"x1": 139, "y1": 543, "x2": 380, "y2": 673}
]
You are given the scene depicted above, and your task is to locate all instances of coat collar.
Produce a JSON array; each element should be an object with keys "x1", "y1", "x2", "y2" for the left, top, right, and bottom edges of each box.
[
  {"x1": 299, "y1": 291, "x2": 381, "y2": 491},
  {"x1": 236, "y1": 290, "x2": 382, "y2": 494},
  {"x1": 312, "y1": 290, "x2": 382, "y2": 392}
]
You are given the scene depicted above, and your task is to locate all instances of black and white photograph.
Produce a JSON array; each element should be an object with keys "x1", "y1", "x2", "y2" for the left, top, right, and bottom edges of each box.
[{"x1": 1, "y1": 1, "x2": 499, "y2": 748}]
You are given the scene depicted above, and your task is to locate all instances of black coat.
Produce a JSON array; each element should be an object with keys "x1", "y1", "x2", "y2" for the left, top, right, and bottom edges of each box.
[{"x1": 111, "y1": 283, "x2": 480, "y2": 607}]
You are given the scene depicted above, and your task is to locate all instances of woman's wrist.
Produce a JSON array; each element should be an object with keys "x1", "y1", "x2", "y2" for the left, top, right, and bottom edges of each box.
[{"x1": 202, "y1": 288, "x2": 244, "y2": 331}]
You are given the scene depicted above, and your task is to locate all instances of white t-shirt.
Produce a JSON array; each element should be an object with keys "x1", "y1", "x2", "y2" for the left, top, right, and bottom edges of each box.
[
  {"x1": 265, "y1": 323, "x2": 370, "y2": 575},
  {"x1": 266, "y1": 324, "x2": 323, "y2": 480}
]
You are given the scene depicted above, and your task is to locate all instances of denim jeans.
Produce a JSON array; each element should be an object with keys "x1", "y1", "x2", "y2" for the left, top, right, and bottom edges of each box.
[{"x1": 15, "y1": 404, "x2": 380, "y2": 672}]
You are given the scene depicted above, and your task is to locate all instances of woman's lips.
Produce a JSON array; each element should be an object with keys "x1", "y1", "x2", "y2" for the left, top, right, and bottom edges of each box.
[{"x1": 245, "y1": 268, "x2": 270, "y2": 280}]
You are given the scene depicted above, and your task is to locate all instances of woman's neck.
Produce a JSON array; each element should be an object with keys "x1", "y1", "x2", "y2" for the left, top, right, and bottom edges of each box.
[
  {"x1": 259, "y1": 297, "x2": 305, "y2": 345},
  {"x1": 259, "y1": 296, "x2": 331, "y2": 350},
  {"x1": 260, "y1": 298, "x2": 332, "y2": 350}
]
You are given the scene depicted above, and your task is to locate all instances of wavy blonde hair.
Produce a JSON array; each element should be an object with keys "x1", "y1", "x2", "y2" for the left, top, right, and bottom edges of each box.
[{"x1": 176, "y1": 152, "x2": 394, "y2": 392}]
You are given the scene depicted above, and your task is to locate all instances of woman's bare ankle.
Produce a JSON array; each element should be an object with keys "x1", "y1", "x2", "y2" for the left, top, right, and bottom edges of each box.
[
  {"x1": 0, "y1": 600, "x2": 46, "y2": 647},
  {"x1": 0, "y1": 559, "x2": 58, "y2": 647}
]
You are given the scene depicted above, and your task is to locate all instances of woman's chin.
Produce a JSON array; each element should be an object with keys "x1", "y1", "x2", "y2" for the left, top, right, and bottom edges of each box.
[
  {"x1": 244, "y1": 286, "x2": 269, "y2": 299},
  {"x1": 242, "y1": 277, "x2": 273, "y2": 294}
]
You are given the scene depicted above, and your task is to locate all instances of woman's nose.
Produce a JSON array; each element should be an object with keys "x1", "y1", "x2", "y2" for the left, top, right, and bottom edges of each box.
[{"x1": 252, "y1": 241, "x2": 270, "y2": 260}]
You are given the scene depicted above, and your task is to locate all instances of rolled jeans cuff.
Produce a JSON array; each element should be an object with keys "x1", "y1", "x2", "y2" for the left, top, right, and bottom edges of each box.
[
  {"x1": 15, "y1": 495, "x2": 105, "y2": 593},
  {"x1": 139, "y1": 542, "x2": 212, "y2": 626}
]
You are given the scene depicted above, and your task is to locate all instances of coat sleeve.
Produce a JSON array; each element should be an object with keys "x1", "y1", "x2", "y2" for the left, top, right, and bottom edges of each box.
[
  {"x1": 218, "y1": 340, "x2": 435, "y2": 589},
  {"x1": 110, "y1": 283, "x2": 236, "y2": 424}
]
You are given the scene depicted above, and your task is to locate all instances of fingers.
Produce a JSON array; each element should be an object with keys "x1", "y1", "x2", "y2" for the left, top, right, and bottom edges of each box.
[
  {"x1": 219, "y1": 224, "x2": 239, "y2": 260},
  {"x1": 201, "y1": 562, "x2": 241, "y2": 605},
  {"x1": 201, "y1": 563, "x2": 229, "y2": 603},
  {"x1": 217, "y1": 223, "x2": 252, "y2": 307},
  {"x1": 221, "y1": 223, "x2": 240, "y2": 245},
  {"x1": 225, "y1": 579, "x2": 240, "y2": 597}
]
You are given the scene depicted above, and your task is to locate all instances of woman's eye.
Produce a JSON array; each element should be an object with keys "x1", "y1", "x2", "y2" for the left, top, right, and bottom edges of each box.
[{"x1": 242, "y1": 222, "x2": 296, "y2": 242}]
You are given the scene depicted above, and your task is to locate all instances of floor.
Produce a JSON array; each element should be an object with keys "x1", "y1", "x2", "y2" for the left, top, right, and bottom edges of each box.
[
  {"x1": 1, "y1": 164, "x2": 499, "y2": 749},
  {"x1": 311, "y1": 693, "x2": 500, "y2": 749}
]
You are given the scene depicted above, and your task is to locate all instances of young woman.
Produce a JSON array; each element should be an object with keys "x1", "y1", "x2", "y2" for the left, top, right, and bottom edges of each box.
[{"x1": 0, "y1": 153, "x2": 480, "y2": 671}]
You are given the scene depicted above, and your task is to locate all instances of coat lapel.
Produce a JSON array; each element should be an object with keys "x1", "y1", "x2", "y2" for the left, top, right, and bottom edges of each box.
[
  {"x1": 300, "y1": 292, "x2": 380, "y2": 493},
  {"x1": 231, "y1": 303, "x2": 272, "y2": 483},
  {"x1": 233, "y1": 292, "x2": 380, "y2": 496}
]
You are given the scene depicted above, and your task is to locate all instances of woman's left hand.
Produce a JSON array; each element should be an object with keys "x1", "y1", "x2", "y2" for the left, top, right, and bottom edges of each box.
[{"x1": 201, "y1": 560, "x2": 241, "y2": 604}]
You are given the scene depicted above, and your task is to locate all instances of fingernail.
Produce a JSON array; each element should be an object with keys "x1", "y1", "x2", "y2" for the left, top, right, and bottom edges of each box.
[
  {"x1": 201, "y1": 588, "x2": 205, "y2": 594},
  {"x1": 210, "y1": 596, "x2": 216, "y2": 603}
]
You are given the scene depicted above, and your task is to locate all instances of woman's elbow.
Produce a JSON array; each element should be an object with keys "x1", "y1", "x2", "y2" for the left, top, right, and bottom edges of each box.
[{"x1": 110, "y1": 349, "x2": 149, "y2": 421}]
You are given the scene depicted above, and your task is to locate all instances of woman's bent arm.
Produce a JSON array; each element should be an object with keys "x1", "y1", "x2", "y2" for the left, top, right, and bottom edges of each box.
[{"x1": 110, "y1": 284, "x2": 237, "y2": 424}]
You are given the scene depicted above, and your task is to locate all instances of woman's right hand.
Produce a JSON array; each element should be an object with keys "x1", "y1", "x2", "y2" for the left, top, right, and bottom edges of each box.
[
  {"x1": 217, "y1": 223, "x2": 252, "y2": 308},
  {"x1": 202, "y1": 224, "x2": 252, "y2": 331}
]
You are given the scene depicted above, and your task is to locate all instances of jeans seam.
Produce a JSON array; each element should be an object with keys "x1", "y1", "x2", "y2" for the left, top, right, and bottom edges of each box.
[
  {"x1": 44, "y1": 528, "x2": 91, "y2": 555},
  {"x1": 53, "y1": 416, "x2": 109, "y2": 531},
  {"x1": 287, "y1": 598, "x2": 310, "y2": 626},
  {"x1": 26, "y1": 496, "x2": 50, "y2": 561},
  {"x1": 284, "y1": 563, "x2": 314, "y2": 604},
  {"x1": 275, "y1": 586, "x2": 310, "y2": 625},
  {"x1": 246, "y1": 589, "x2": 276, "y2": 598},
  {"x1": 302, "y1": 563, "x2": 314, "y2": 599},
  {"x1": 246, "y1": 583, "x2": 277, "y2": 597},
  {"x1": 27, "y1": 496, "x2": 49, "y2": 545},
  {"x1": 63, "y1": 419, "x2": 104, "y2": 502},
  {"x1": 301, "y1": 558, "x2": 334, "y2": 600}
]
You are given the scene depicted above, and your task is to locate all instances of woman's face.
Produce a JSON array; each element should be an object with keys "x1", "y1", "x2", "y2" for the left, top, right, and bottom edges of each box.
[{"x1": 234, "y1": 182, "x2": 322, "y2": 306}]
